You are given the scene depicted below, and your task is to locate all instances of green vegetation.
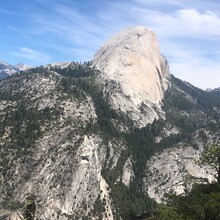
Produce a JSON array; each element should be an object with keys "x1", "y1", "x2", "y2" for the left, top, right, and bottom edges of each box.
[
  {"x1": 24, "y1": 195, "x2": 36, "y2": 220},
  {"x1": 153, "y1": 181, "x2": 220, "y2": 220},
  {"x1": 92, "y1": 195, "x2": 106, "y2": 219},
  {"x1": 153, "y1": 144, "x2": 220, "y2": 220},
  {"x1": 198, "y1": 144, "x2": 220, "y2": 183}
]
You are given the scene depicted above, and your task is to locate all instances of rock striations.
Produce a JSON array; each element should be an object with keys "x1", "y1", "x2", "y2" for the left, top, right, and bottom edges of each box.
[{"x1": 92, "y1": 26, "x2": 170, "y2": 127}]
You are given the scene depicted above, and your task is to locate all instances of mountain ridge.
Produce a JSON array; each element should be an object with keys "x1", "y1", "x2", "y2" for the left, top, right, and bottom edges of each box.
[
  {"x1": 0, "y1": 26, "x2": 220, "y2": 219},
  {"x1": 0, "y1": 61, "x2": 19, "y2": 79},
  {"x1": 0, "y1": 61, "x2": 32, "y2": 79}
]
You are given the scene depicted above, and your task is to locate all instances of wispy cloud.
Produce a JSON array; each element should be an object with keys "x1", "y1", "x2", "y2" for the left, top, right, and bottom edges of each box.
[
  {"x1": 27, "y1": 3, "x2": 117, "y2": 61},
  {"x1": 10, "y1": 47, "x2": 51, "y2": 64},
  {"x1": 30, "y1": 1, "x2": 220, "y2": 88},
  {"x1": 0, "y1": 8, "x2": 15, "y2": 15}
]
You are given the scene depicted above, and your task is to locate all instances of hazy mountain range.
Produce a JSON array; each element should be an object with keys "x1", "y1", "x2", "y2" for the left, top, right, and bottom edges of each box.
[{"x1": 0, "y1": 61, "x2": 32, "y2": 79}]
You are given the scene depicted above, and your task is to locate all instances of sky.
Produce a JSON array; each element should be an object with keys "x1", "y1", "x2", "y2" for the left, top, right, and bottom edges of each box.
[{"x1": 0, "y1": 0, "x2": 220, "y2": 89}]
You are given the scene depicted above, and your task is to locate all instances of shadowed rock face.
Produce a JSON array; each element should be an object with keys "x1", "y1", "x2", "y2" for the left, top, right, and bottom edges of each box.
[{"x1": 92, "y1": 26, "x2": 170, "y2": 127}]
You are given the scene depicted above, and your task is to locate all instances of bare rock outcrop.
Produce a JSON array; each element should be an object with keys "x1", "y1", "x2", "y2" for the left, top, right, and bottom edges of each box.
[{"x1": 92, "y1": 26, "x2": 170, "y2": 127}]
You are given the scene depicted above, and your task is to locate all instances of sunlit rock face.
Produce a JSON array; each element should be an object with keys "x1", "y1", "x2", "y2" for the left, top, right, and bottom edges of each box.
[
  {"x1": 92, "y1": 26, "x2": 170, "y2": 127},
  {"x1": 144, "y1": 146, "x2": 215, "y2": 203}
]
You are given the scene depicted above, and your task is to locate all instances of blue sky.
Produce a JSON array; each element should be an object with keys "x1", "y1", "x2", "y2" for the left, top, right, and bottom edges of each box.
[{"x1": 0, "y1": 0, "x2": 220, "y2": 89}]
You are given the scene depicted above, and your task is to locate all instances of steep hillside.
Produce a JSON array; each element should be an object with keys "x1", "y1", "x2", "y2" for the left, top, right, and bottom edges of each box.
[
  {"x1": 1, "y1": 65, "x2": 219, "y2": 219},
  {"x1": 145, "y1": 76, "x2": 220, "y2": 201}
]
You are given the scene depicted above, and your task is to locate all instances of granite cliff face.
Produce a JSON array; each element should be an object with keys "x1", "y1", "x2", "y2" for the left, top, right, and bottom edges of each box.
[
  {"x1": 1, "y1": 27, "x2": 220, "y2": 219},
  {"x1": 92, "y1": 26, "x2": 170, "y2": 127},
  {"x1": 0, "y1": 70, "x2": 119, "y2": 220}
]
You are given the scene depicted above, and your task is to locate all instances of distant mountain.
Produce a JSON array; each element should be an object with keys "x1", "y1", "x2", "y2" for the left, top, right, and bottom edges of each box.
[
  {"x1": 0, "y1": 61, "x2": 32, "y2": 79},
  {"x1": 213, "y1": 87, "x2": 220, "y2": 93},
  {"x1": 45, "y1": 61, "x2": 71, "y2": 69},
  {"x1": 0, "y1": 61, "x2": 19, "y2": 79},
  {"x1": 15, "y1": 63, "x2": 33, "y2": 71}
]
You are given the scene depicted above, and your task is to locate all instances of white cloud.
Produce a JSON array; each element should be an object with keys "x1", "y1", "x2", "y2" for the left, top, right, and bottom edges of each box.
[
  {"x1": 135, "y1": 8, "x2": 220, "y2": 37},
  {"x1": 170, "y1": 61, "x2": 220, "y2": 90},
  {"x1": 160, "y1": 41, "x2": 220, "y2": 89},
  {"x1": 131, "y1": 0, "x2": 186, "y2": 8}
]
